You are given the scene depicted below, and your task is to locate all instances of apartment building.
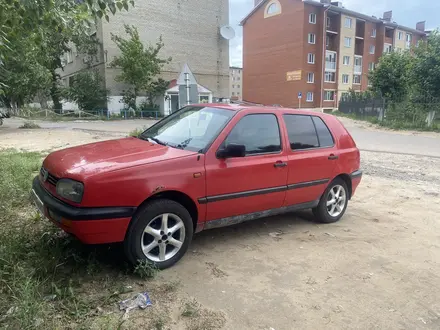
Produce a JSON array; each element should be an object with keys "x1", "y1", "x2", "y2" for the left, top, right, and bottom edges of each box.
[
  {"x1": 230, "y1": 66, "x2": 243, "y2": 100},
  {"x1": 59, "y1": 0, "x2": 229, "y2": 113},
  {"x1": 242, "y1": 0, "x2": 427, "y2": 108}
]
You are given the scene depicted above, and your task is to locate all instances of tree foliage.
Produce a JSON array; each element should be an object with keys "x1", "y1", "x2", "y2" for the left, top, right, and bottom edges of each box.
[
  {"x1": 369, "y1": 51, "x2": 413, "y2": 101},
  {"x1": 64, "y1": 69, "x2": 108, "y2": 111},
  {"x1": 0, "y1": 0, "x2": 133, "y2": 107},
  {"x1": 111, "y1": 25, "x2": 171, "y2": 107}
]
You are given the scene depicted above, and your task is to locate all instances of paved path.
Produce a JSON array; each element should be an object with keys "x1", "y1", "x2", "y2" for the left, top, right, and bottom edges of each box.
[{"x1": 2, "y1": 117, "x2": 440, "y2": 157}]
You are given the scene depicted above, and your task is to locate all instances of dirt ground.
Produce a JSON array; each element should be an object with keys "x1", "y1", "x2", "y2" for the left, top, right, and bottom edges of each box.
[{"x1": 1, "y1": 123, "x2": 440, "y2": 329}]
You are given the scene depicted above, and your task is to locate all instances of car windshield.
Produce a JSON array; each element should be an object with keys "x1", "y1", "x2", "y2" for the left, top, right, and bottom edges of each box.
[{"x1": 139, "y1": 106, "x2": 235, "y2": 152}]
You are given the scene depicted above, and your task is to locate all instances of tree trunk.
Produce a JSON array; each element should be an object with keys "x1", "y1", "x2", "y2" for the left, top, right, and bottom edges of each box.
[{"x1": 50, "y1": 71, "x2": 62, "y2": 113}]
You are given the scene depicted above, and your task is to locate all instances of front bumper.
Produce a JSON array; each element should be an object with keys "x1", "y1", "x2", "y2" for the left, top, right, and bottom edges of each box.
[{"x1": 31, "y1": 176, "x2": 136, "y2": 244}]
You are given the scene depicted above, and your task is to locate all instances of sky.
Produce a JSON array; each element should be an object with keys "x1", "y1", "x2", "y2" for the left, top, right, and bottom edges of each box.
[{"x1": 229, "y1": 0, "x2": 440, "y2": 67}]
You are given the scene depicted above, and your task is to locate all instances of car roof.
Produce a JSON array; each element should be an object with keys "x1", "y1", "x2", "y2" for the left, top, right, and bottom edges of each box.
[{"x1": 193, "y1": 103, "x2": 333, "y2": 118}]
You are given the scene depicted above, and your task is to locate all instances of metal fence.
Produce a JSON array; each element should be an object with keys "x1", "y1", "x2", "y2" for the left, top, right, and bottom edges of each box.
[
  {"x1": 4, "y1": 108, "x2": 162, "y2": 121},
  {"x1": 338, "y1": 97, "x2": 386, "y2": 120}
]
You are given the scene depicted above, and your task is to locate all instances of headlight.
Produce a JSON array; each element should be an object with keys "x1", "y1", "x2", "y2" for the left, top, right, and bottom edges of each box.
[{"x1": 56, "y1": 179, "x2": 84, "y2": 203}]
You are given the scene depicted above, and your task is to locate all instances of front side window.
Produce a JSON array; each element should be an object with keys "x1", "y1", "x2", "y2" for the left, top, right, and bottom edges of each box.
[
  {"x1": 343, "y1": 56, "x2": 350, "y2": 65},
  {"x1": 307, "y1": 72, "x2": 315, "y2": 83},
  {"x1": 353, "y1": 74, "x2": 362, "y2": 84},
  {"x1": 309, "y1": 33, "x2": 316, "y2": 44},
  {"x1": 342, "y1": 74, "x2": 349, "y2": 84},
  {"x1": 224, "y1": 114, "x2": 281, "y2": 155},
  {"x1": 344, "y1": 37, "x2": 352, "y2": 47},
  {"x1": 309, "y1": 13, "x2": 317, "y2": 24},
  {"x1": 371, "y1": 29, "x2": 377, "y2": 38},
  {"x1": 345, "y1": 17, "x2": 352, "y2": 28},
  {"x1": 306, "y1": 92, "x2": 314, "y2": 102},
  {"x1": 308, "y1": 53, "x2": 315, "y2": 64},
  {"x1": 283, "y1": 115, "x2": 319, "y2": 150},
  {"x1": 370, "y1": 45, "x2": 376, "y2": 54},
  {"x1": 140, "y1": 106, "x2": 234, "y2": 152}
]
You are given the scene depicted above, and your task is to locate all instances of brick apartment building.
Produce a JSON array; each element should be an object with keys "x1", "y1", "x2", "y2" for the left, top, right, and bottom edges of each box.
[
  {"x1": 241, "y1": 0, "x2": 427, "y2": 109},
  {"x1": 58, "y1": 0, "x2": 229, "y2": 114},
  {"x1": 230, "y1": 66, "x2": 243, "y2": 100}
]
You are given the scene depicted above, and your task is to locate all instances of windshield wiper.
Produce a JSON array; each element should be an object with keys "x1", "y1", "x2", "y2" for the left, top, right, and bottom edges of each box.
[{"x1": 144, "y1": 136, "x2": 167, "y2": 146}]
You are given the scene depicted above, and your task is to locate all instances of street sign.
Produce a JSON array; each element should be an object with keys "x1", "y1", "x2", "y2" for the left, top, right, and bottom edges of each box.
[{"x1": 298, "y1": 92, "x2": 302, "y2": 99}]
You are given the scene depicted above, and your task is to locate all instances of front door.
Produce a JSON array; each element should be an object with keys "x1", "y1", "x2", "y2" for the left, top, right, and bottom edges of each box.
[
  {"x1": 282, "y1": 114, "x2": 338, "y2": 206},
  {"x1": 204, "y1": 113, "x2": 288, "y2": 221}
]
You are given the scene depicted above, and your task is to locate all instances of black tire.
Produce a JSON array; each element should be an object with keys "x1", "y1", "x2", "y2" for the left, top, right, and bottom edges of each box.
[
  {"x1": 313, "y1": 178, "x2": 349, "y2": 224},
  {"x1": 124, "y1": 199, "x2": 194, "y2": 269}
]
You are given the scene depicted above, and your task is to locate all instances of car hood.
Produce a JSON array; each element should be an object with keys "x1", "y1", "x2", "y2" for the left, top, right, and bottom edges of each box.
[{"x1": 43, "y1": 137, "x2": 197, "y2": 179}]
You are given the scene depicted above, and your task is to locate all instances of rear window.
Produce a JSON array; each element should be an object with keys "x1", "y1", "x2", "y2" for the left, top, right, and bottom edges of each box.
[
  {"x1": 312, "y1": 116, "x2": 334, "y2": 147},
  {"x1": 283, "y1": 114, "x2": 334, "y2": 150}
]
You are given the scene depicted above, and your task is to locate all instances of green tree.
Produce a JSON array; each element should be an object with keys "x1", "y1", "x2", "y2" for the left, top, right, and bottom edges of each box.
[
  {"x1": 111, "y1": 25, "x2": 171, "y2": 108},
  {"x1": 64, "y1": 69, "x2": 108, "y2": 111},
  {"x1": 369, "y1": 51, "x2": 413, "y2": 102},
  {"x1": 146, "y1": 78, "x2": 170, "y2": 108},
  {"x1": 0, "y1": 0, "x2": 133, "y2": 106}
]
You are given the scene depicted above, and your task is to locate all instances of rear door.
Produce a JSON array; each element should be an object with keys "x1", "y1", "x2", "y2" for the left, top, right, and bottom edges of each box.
[
  {"x1": 282, "y1": 114, "x2": 338, "y2": 206},
  {"x1": 203, "y1": 112, "x2": 288, "y2": 221}
]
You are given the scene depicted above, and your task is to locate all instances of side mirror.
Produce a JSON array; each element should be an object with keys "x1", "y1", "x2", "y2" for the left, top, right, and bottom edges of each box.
[{"x1": 217, "y1": 143, "x2": 246, "y2": 159}]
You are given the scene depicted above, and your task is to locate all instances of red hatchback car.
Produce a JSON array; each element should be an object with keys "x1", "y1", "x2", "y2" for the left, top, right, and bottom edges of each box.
[{"x1": 32, "y1": 104, "x2": 362, "y2": 269}]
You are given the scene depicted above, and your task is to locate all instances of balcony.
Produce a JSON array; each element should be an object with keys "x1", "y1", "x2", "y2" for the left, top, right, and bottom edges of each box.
[
  {"x1": 355, "y1": 38, "x2": 364, "y2": 56},
  {"x1": 326, "y1": 12, "x2": 339, "y2": 34},
  {"x1": 325, "y1": 51, "x2": 337, "y2": 72},
  {"x1": 326, "y1": 33, "x2": 338, "y2": 52},
  {"x1": 356, "y1": 20, "x2": 365, "y2": 39},
  {"x1": 354, "y1": 55, "x2": 362, "y2": 74}
]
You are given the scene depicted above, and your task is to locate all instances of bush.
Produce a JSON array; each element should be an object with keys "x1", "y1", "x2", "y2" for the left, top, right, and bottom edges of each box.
[{"x1": 19, "y1": 121, "x2": 41, "y2": 129}]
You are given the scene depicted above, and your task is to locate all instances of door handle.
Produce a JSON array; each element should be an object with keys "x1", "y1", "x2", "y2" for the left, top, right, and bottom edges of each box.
[
  {"x1": 274, "y1": 161, "x2": 288, "y2": 168},
  {"x1": 328, "y1": 154, "x2": 339, "y2": 160}
]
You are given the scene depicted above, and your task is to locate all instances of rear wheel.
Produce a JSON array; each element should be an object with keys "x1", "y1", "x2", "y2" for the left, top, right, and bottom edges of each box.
[
  {"x1": 124, "y1": 199, "x2": 193, "y2": 269},
  {"x1": 313, "y1": 178, "x2": 349, "y2": 223}
]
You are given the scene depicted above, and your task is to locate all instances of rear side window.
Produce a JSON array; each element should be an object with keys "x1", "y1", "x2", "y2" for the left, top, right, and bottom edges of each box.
[
  {"x1": 283, "y1": 114, "x2": 334, "y2": 150},
  {"x1": 225, "y1": 114, "x2": 281, "y2": 155},
  {"x1": 312, "y1": 116, "x2": 334, "y2": 147}
]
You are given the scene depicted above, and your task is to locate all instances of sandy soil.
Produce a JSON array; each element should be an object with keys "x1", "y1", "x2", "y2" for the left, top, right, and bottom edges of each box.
[{"x1": 1, "y1": 127, "x2": 439, "y2": 329}]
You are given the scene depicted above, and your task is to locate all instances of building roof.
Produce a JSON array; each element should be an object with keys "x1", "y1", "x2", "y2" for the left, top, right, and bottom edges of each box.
[
  {"x1": 240, "y1": 0, "x2": 426, "y2": 35},
  {"x1": 166, "y1": 79, "x2": 212, "y2": 94}
]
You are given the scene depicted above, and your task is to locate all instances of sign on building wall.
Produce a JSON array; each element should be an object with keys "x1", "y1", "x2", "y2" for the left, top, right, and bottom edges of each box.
[{"x1": 286, "y1": 70, "x2": 302, "y2": 81}]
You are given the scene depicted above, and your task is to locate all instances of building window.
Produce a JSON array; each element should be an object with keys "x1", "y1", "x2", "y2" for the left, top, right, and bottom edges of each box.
[
  {"x1": 309, "y1": 13, "x2": 316, "y2": 24},
  {"x1": 325, "y1": 51, "x2": 337, "y2": 71},
  {"x1": 307, "y1": 53, "x2": 315, "y2": 64},
  {"x1": 232, "y1": 92, "x2": 235, "y2": 96},
  {"x1": 265, "y1": 0, "x2": 282, "y2": 18},
  {"x1": 368, "y1": 62, "x2": 375, "y2": 71},
  {"x1": 307, "y1": 72, "x2": 315, "y2": 83},
  {"x1": 344, "y1": 37, "x2": 352, "y2": 47},
  {"x1": 308, "y1": 33, "x2": 316, "y2": 44},
  {"x1": 237, "y1": 77, "x2": 241, "y2": 81},
  {"x1": 406, "y1": 33, "x2": 412, "y2": 49},
  {"x1": 345, "y1": 17, "x2": 352, "y2": 29},
  {"x1": 398, "y1": 31, "x2": 404, "y2": 40},
  {"x1": 237, "y1": 85, "x2": 240, "y2": 88},
  {"x1": 354, "y1": 56, "x2": 362, "y2": 73},
  {"x1": 343, "y1": 56, "x2": 350, "y2": 65},
  {"x1": 324, "y1": 71, "x2": 336, "y2": 83},
  {"x1": 371, "y1": 29, "x2": 376, "y2": 38},
  {"x1": 342, "y1": 74, "x2": 349, "y2": 84},
  {"x1": 324, "y1": 90, "x2": 335, "y2": 101},
  {"x1": 395, "y1": 47, "x2": 402, "y2": 53},
  {"x1": 368, "y1": 78, "x2": 372, "y2": 87},
  {"x1": 326, "y1": 16, "x2": 331, "y2": 29},
  {"x1": 369, "y1": 45, "x2": 375, "y2": 54},
  {"x1": 384, "y1": 43, "x2": 393, "y2": 54},
  {"x1": 353, "y1": 74, "x2": 361, "y2": 84},
  {"x1": 306, "y1": 92, "x2": 314, "y2": 102}
]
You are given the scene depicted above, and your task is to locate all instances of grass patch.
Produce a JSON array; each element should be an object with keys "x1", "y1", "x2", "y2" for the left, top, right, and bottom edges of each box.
[
  {"x1": 133, "y1": 260, "x2": 159, "y2": 280},
  {"x1": 0, "y1": 150, "x2": 155, "y2": 329},
  {"x1": 181, "y1": 300, "x2": 200, "y2": 318},
  {"x1": 19, "y1": 121, "x2": 41, "y2": 129}
]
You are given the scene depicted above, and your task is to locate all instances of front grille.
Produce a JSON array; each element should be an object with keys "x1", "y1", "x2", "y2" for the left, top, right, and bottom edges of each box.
[{"x1": 40, "y1": 167, "x2": 59, "y2": 186}]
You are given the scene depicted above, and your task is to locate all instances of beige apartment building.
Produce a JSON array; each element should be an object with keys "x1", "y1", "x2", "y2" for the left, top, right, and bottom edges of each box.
[
  {"x1": 58, "y1": 0, "x2": 230, "y2": 114},
  {"x1": 230, "y1": 66, "x2": 243, "y2": 100}
]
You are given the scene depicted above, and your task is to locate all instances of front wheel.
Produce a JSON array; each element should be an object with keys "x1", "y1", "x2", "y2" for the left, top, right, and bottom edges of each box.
[
  {"x1": 313, "y1": 178, "x2": 349, "y2": 223},
  {"x1": 124, "y1": 199, "x2": 194, "y2": 269}
]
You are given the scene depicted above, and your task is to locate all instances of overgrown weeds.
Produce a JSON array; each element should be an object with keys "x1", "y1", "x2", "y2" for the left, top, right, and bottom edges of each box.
[
  {"x1": 19, "y1": 121, "x2": 41, "y2": 129},
  {"x1": 128, "y1": 126, "x2": 146, "y2": 137},
  {"x1": 134, "y1": 260, "x2": 159, "y2": 279},
  {"x1": 0, "y1": 150, "x2": 158, "y2": 329}
]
